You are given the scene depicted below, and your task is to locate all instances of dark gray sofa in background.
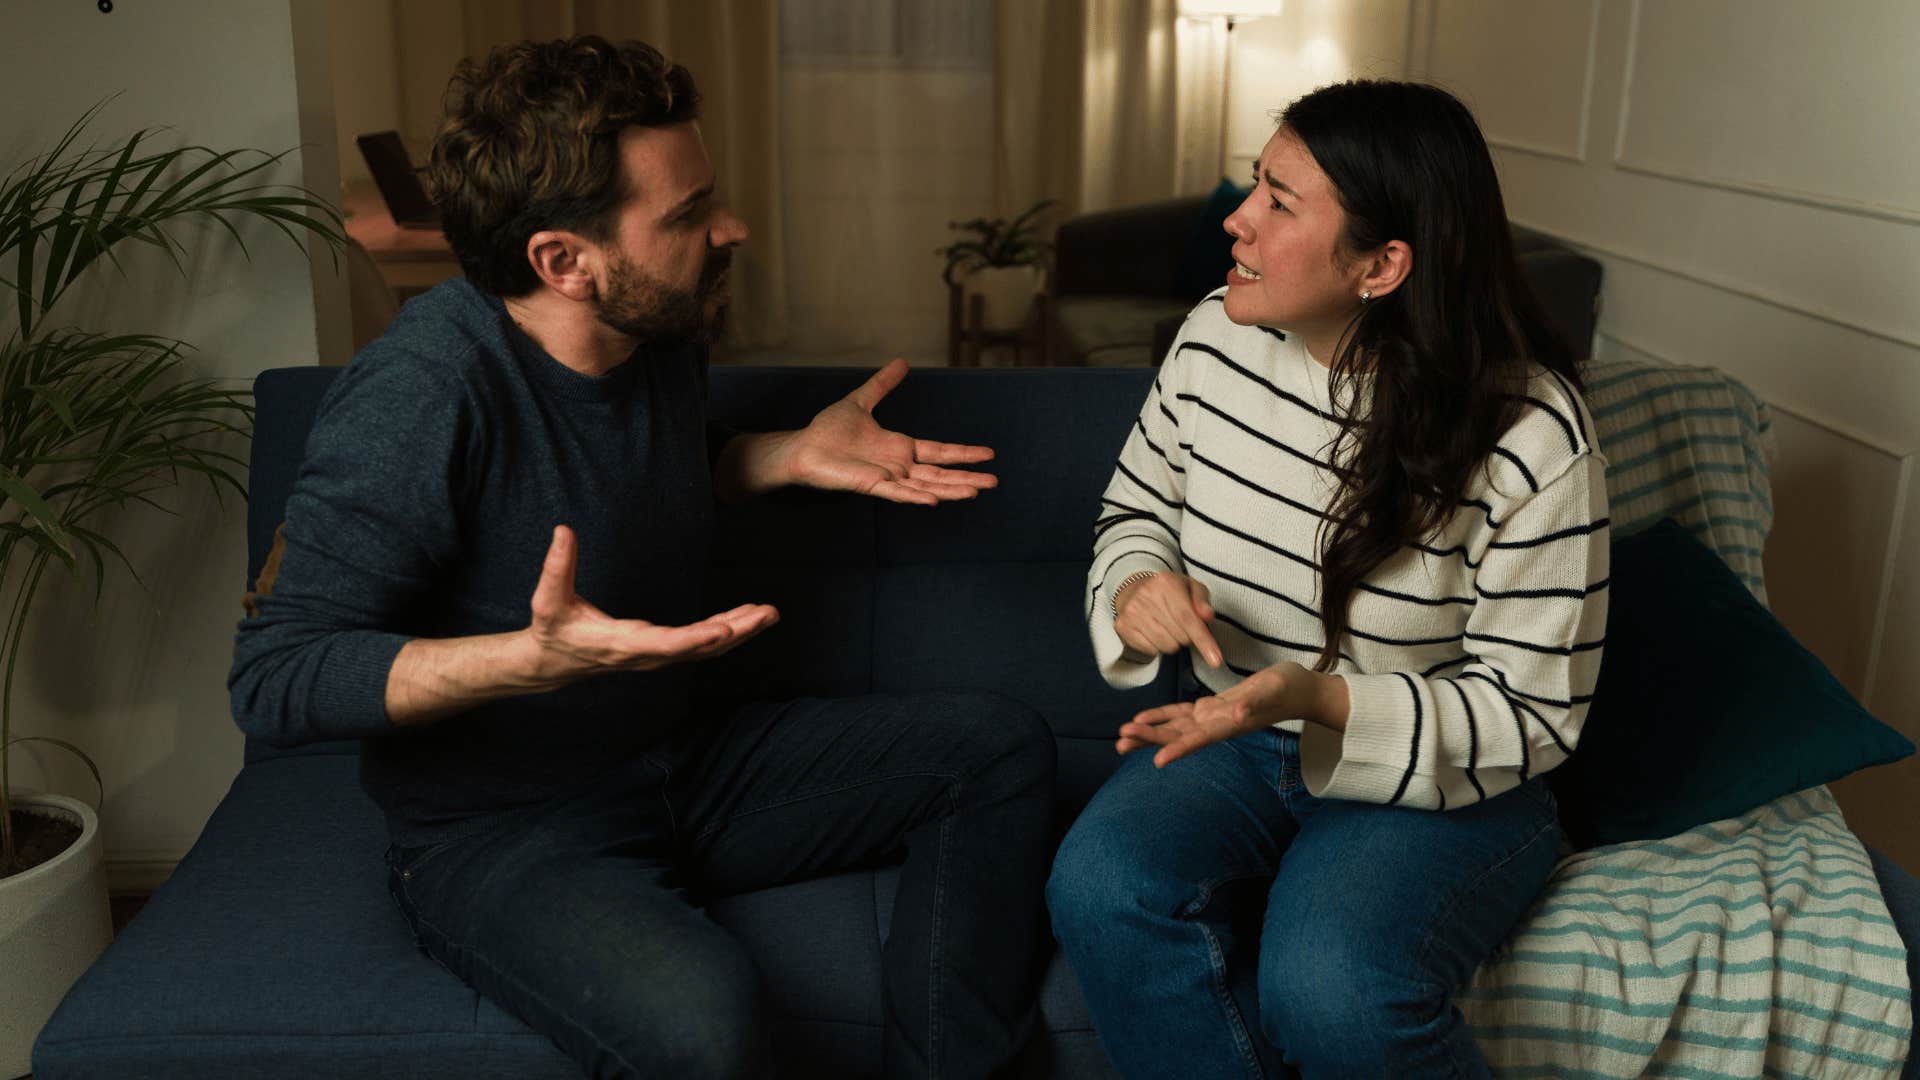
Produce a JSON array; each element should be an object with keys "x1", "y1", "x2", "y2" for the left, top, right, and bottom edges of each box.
[
  {"x1": 32, "y1": 230, "x2": 1919, "y2": 1078},
  {"x1": 1048, "y1": 192, "x2": 1598, "y2": 368}
]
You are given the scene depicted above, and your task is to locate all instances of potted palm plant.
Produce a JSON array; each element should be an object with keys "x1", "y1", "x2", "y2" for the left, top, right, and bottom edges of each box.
[
  {"x1": 937, "y1": 198, "x2": 1055, "y2": 333},
  {"x1": 0, "y1": 101, "x2": 342, "y2": 1075}
]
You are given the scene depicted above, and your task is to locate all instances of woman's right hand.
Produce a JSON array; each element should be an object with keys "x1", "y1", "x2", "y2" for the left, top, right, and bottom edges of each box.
[{"x1": 1113, "y1": 572, "x2": 1224, "y2": 668}]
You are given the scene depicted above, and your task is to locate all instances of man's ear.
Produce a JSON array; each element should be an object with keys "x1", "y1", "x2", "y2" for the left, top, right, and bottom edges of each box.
[
  {"x1": 1359, "y1": 239, "x2": 1412, "y2": 301},
  {"x1": 524, "y1": 230, "x2": 599, "y2": 301}
]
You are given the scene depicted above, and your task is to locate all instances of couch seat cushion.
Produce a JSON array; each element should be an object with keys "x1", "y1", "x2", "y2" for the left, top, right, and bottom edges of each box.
[{"x1": 34, "y1": 755, "x2": 1113, "y2": 1079}]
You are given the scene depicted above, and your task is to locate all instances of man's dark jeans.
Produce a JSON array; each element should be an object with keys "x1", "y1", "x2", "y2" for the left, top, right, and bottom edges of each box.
[{"x1": 384, "y1": 691, "x2": 1056, "y2": 1079}]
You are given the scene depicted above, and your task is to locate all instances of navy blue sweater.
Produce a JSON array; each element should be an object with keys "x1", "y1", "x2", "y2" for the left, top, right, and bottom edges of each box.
[{"x1": 229, "y1": 279, "x2": 716, "y2": 844}]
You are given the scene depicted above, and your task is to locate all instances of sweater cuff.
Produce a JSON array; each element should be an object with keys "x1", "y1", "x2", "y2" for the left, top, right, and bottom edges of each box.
[
  {"x1": 1298, "y1": 672, "x2": 1418, "y2": 804},
  {"x1": 314, "y1": 630, "x2": 411, "y2": 738},
  {"x1": 1089, "y1": 551, "x2": 1172, "y2": 689}
]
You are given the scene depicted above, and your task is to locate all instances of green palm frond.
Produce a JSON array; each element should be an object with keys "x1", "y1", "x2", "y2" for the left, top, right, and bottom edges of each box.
[{"x1": 0, "y1": 101, "x2": 339, "y2": 876}]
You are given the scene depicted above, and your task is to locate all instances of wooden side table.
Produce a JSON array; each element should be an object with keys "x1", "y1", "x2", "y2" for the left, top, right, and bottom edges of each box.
[
  {"x1": 947, "y1": 283, "x2": 1054, "y2": 367},
  {"x1": 342, "y1": 180, "x2": 463, "y2": 302}
]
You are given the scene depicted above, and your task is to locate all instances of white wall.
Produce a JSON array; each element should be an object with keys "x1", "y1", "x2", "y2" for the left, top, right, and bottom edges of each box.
[
  {"x1": 1228, "y1": 0, "x2": 1920, "y2": 870},
  {"x1": 0, "y1": 0, "x2": 346, "y2": 890},
  {"x1": 775, "y1": 64, "x2": 995, "y2": 366},
  {"x1": 328, "y1": 0, "x2": 406, "y2": 185}
]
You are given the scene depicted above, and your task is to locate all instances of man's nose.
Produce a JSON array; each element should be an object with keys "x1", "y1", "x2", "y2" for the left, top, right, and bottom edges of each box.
[{"x1": 712, "y1": 207, "x2": 749, "y2": 248}]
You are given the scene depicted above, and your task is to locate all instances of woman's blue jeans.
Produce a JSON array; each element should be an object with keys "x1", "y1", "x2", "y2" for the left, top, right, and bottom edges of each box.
[
  {"x1": 1047, "y1": 727, "x2": 1563, "y2": 1079},
  {"x1": 384, "y1": 691, "x2": 1057, "y2": 1079}
]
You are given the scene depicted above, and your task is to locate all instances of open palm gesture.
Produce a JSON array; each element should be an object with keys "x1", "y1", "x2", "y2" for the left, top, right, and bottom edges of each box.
[{"x1": 784, "y1": 359, "x2": 999, "y2": 505}]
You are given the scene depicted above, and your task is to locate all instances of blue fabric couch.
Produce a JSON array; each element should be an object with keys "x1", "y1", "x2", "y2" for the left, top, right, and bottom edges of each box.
[{"x1": 32, "y1": 359, "x2": 1920, "y2": 1078}]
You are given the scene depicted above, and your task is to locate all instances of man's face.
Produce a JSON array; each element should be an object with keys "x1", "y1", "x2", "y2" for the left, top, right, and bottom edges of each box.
[{"x1": 593, "y1": 122, "x2": 748, "y2": 347}]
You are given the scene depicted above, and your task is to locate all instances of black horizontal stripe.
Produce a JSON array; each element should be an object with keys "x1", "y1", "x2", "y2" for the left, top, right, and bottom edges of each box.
[
  {"x1": 1178, "y1": 393, "x2": 1333, "y2": 473},
  {"x1": 1189, "y1": 448, "x2": 1328, "y2": 522},
  {"x1": 1211, "y1": 609, "x2": 1350, "y2": 665},
  {"x1": 1134, "y1": 418, "x2": 1186, "y2": 473},
  {"x1": 1461, "y1": 497, "x2": 1505, "y2": 529},
  {"x1": 1458, "y1": 670, "x2": 1530, "y2": 781},
  {"x1": 1258, "y1": 326, "x2": 1287, "y2": 342},
  {"x1": 1112, "y1": 459, "x2": 1183, "y2": 511},
  {"x1": 1183, "y1": 551, "x2": 1320, "y2": 621},
  {"x1": 1176, "y1": 341, "x2": 1334, "y2": 422},
  {"x1": 1493, "y1": 446, "x2": 1539, "y2": 493},
  {"x1": 1185, "y1": 552, "x2": 1463, "y2": 649},
  {"x1": 1185, "y1": 503, "x2": 1319, "y2": 574},
  {"x1": 1517, "y1": 394, "x2": 1580, "y2": 454},
  {"x1": 1186, "y1": 502, "x2": 1477, "y2": 606},
  {"x1": 1388, "y1": 672, "x2": 1421, "y2": 806},
  {"x1": 1498, "y1": 680, "x2": 1596, "y2": 710},
  {"x1": 1087, "y1": 550, "x2": 1178, "y2": 621},
  {"x1": 1544, "y1": 368, "x2": 1590, "y2": 445},
  {"x1": 1466, "y1": 669, "x2": 1575, "y2": 758},
  {"x1": 1421, "y1": 654, "x2": 1472, "y2": 678},
  {"x1": 1410, "y1": 541, "x2": 1484, "y2": 570},
  {"x1": 1444, "y1": 678, "x2": 1488, "y2": 804},
  {"x1": 1486, "y1": 517, "x2": 1610, "y2": 550},
  {"x1": 1463, "y1": 631, "x2": 1605, "y2": 657},
  {"x1": 1476, "y1": 578, "x2": 1610, "y2": 601},
  {"x1": 1093, "y1": 510, "x2": 1170, "y2": 541}
]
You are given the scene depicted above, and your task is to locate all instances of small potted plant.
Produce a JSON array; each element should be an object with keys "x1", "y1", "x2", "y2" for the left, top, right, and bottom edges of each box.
[
  {"x1": 937, "y1": 198, "x2": 1056, "y2": 333},
  {"x1": 0, "y1": 101, "x2": 342, "y2": 1075}
]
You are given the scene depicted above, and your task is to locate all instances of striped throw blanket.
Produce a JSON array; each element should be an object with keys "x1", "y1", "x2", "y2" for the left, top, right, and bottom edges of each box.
[
  {"x1": 1463, "y1": 787, "x2": 1911, "y2": 1078},
  {"x1": 1582, "y1": 357, "x2": 1776, "y2": 602},
  {"x1": 1462, "y1": 359, "x2": 1913, "y2": 1077}
]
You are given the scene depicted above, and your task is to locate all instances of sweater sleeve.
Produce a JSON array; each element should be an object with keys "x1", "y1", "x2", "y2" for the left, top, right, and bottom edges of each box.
[
  {"x1": 1086, "y1": 329, "x2": 1205, "y2": 688},
  {"x1": 1298, "y1": 453, "x2": 1610, "y2": 809},
  {"x1": 227, "y1": 352, "x2": 475, "y2": 747}
]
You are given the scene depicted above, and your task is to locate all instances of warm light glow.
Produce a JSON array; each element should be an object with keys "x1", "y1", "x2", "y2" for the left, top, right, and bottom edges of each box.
[{"x1": 1177, "y1": 0, "x2": 1283, "y2": 19}]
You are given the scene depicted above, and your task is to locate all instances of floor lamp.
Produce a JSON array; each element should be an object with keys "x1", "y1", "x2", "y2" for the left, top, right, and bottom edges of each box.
[{"x1": 1177, "y1": 0, "x2": 1284, "y2": 180}]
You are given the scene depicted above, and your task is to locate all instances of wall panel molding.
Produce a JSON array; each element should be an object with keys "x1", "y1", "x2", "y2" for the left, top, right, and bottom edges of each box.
[
  {"x1": 1612, "y1": 0, "x2": 1920, "y2": 227},
  {"x1": 1433, "y1": 0, "x2": 1598, "y2": 164},
  {"x1": 1510, "y1": 216, "x2": 1920, "y2": 356}
]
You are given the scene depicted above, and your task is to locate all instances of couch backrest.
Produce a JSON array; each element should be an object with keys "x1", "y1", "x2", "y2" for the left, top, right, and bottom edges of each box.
[{"x1": 244, "y1": 364, "x2": 1177, "y2": 810}]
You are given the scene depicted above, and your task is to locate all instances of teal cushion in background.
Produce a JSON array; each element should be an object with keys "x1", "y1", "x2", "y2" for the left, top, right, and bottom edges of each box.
[
  {"x1": 1171, "y1": 179, "x2": 1248, "y2": 301},
  {"x1": 1547, "y1": 518, "x2": 1915, "y2": 849}
]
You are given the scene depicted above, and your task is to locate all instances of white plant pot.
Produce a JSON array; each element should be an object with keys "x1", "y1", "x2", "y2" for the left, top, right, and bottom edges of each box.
[
  {"x1": 0, "y1": 794, "x2": 111, "y2": 1079},
  {"x1": 964, "y1": 264, "x2": 1044, "y2": 333}
]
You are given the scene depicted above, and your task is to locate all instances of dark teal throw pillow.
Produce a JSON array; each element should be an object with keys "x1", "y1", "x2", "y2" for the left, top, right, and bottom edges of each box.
[
  {"x1": 1546, "y1": 518, "x2": 1914, "y2": 849},
  {"x1": 1171, "y1": 179, "x2": 1248, "y2": 301}
]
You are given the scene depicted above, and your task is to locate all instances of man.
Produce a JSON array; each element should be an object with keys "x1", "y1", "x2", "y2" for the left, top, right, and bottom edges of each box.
[{"x1": 229, "y1": 35, "x2": 1055, "y2": 1079}]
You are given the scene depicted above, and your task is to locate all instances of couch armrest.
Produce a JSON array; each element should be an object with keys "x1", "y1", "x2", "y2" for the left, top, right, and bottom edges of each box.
[{"x1": 1054, "y1": 195, "x2": 1207, "y2": 299}]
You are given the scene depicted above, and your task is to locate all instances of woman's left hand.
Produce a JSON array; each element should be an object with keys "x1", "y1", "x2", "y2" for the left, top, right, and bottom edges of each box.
[{"x1": 1117, "y1": 661, "x2": 1329, "y2": 767}]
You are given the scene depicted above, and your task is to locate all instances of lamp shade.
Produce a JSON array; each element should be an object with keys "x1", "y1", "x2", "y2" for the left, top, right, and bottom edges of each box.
[{"x1": 1177, "y1": 0, "x2": 1283, "y2": 18}]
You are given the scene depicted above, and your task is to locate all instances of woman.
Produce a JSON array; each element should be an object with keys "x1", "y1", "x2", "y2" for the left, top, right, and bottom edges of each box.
[{"x1": 1048, "y1": 80, "x2": 1609, "y2": 1078}]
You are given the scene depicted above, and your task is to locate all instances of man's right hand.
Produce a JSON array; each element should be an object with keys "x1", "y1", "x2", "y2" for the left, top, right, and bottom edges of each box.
[
  {"x1": 386, "y1": 526, "x2": 779, "y2": 727},
  {"x1": 525, "y1": 525, "x2": 778, "y2": 684},
  {"x1": 1113, "y1": 571, "x2": 1223, "y2": 669}
]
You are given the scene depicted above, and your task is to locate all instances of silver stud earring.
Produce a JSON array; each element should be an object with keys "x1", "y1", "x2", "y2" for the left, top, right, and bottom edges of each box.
[{"x1": 1360, "y1": 289, "x2": 1372, "y2": 303}]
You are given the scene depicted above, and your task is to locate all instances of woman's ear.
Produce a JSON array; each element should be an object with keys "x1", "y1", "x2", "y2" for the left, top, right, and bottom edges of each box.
[{"x1": 1359, "y1": 240, "x2": 1412, "y2": 301}]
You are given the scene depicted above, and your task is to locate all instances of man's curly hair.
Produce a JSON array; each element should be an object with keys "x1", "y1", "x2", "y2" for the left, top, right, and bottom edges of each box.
[{"x1": 426, "y1": 36, "x2": 700, "y2": 297}]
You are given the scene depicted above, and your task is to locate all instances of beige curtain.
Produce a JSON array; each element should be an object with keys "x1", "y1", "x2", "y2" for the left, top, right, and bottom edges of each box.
[
  {"x1": 395, "y1": 0, "x2": 788, "y2": 348},
  {"x1": 993, "y1": 0, "x2": 1227, "y2": 223}
]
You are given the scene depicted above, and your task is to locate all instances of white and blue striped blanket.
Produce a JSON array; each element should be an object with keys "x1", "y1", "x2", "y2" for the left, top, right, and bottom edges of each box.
[{"x1": 1462, "y1": 359, "x2": 1913, "y2": 1078}]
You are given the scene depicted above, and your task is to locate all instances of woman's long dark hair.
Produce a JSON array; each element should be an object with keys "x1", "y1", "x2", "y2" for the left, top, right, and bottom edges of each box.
[{"x1": 1283, "y1": 81, "x2": 1581, "y2": 672}]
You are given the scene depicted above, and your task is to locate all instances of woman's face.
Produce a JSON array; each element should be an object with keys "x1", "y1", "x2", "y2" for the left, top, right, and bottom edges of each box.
[{"x1": 1221, "y1": 128, "x2": 1368, "y2": 347}]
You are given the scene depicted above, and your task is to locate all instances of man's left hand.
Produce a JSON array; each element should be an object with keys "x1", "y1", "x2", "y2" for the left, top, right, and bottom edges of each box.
[
  {"x1": 778, "y1": 358, "x2": 998, "y2": 505},
  {"x1": 1118, "y1": 661, "x2": 1338, "y2": 768}
]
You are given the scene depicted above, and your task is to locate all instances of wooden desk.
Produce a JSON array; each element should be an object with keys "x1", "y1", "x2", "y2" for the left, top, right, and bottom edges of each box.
[{"x1": 342, "y1": 180, "x2": 462, "y2": 299}]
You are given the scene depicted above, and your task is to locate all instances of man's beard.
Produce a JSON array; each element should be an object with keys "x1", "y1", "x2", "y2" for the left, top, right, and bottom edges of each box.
[{"x1": 595, "y1": 247, "x2": 732, "y2": 348}]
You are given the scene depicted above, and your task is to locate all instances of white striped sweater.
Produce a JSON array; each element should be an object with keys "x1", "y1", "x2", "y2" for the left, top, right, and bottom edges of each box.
[{"x1": 1087, "y1": 290, "x2": 1611, "y2": 811}]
